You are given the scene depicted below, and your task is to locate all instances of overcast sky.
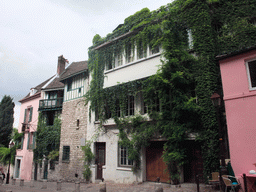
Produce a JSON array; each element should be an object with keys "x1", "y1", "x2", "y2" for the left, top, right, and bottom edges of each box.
[{"x1": 0, "y1": 0, "x2": 172, "y2": 128}]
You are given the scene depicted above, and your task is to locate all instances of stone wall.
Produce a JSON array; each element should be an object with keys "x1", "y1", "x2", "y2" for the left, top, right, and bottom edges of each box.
[{"x1": 58, "y1": 97, "x2": 88, "y2": 182}]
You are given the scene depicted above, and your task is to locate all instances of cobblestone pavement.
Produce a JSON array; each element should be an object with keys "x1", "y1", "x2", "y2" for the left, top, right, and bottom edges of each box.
[{"x1": 0, "y1": 180, "x2": 219, "y2": 192}]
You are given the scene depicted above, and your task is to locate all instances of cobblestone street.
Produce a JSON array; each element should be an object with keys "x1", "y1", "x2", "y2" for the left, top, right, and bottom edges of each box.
[{"x1": 0, "y1": 180, "x2": 219, "y2": 192}]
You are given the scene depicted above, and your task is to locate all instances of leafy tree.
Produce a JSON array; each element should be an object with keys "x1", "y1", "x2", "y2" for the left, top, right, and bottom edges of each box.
[
  {"x1": 0, "y1": 95, "x2": 15, "y2": 147},
  {"x1": 0, "y1": 128, "x2": 23, "y2": 165}
]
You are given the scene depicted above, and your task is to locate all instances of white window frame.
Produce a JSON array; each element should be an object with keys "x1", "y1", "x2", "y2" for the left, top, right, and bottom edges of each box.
[
  {"x1": 118, "y1": 145, "x2": 133, "y2": 167},
  {"x1": 246, "y1": 58, "x2": 256, "y2": 90}
]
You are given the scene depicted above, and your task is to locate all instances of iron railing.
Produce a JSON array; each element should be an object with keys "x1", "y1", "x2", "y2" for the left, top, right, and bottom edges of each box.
[{"x1": 39, "y1": 98, "x2": 63, "y2": 111}]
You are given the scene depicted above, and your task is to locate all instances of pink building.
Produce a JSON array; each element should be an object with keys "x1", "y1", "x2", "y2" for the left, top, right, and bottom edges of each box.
[
  {"x1": 15, "y1": 79, "x2": 51, "y2": 181},
  {"x1": 14, "y1": 56, "x2": 66, "y2": 181},
  {"x1": 218, "y1": 46, "x2": 256, "y2": 191}
]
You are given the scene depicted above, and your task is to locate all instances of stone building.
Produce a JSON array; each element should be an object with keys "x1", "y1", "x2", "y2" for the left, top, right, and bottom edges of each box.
[{"x1": 57, "y1": 61, "x2": 89, "y2": 181}]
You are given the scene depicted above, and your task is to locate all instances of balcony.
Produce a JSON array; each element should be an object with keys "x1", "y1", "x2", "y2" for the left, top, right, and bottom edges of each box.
[
  {"x1": 22, "y1": 123, "x2": 30, "y2": 132},
  {"x1": 39, "y1": 98, "x2": 63, "y2": 111}
]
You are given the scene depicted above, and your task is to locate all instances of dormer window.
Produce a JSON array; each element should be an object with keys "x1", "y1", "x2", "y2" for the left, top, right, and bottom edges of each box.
[{"x1": 30, "y1": 88, "x2": 36, "y2": 96}]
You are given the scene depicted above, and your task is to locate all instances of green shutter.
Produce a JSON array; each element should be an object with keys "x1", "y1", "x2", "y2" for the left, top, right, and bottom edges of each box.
[
  {"x1": 28, "y1": 107, "x2": 33, "y2": 122},
  {"x1": 27, "y1": 132, "x2": 30, "y2": 149},
  {"x1": 20, "y1": 136, "x2": 24, "y2": 150},
  {"x1": 32, "y1": 132, "x2": 36, "y2": 149},
  {"x1": 24, "y1": 109, "x2": 27, "y2": 123}
]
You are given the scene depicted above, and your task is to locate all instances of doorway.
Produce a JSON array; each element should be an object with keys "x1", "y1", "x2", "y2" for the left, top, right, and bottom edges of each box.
[
  {"x1": 183, "y1": 140, "x2": 204, "y2": 183},
  {"x1": 15, "y1": 159, "x2": 21, "y2": 179},
  {"x1": 146, "y1": 141, "x2": 169, "y2": 183},
  {"x1": 95, "y1": 142, "x2": 105, "y2": 180}
]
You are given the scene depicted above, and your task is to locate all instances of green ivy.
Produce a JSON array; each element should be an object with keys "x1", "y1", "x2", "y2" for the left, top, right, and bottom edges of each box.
[
  {"x1": 86, "y1": 0, "x2": 256, "y2": 183},
  {"x1": 34, "y1": 113, "x2": 61, "y2": 161}
]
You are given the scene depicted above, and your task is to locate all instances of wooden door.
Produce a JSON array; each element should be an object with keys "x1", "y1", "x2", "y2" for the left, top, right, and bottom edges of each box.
[
  {"x1": 96, "y1": 143, "x2": 105, "y2": 180},
  {"x1": 146, "y1": 142, "x2": 169, "y2": 183},
  {"x1": 184, "y1": 141, "x2": 204, "y2": 183}
]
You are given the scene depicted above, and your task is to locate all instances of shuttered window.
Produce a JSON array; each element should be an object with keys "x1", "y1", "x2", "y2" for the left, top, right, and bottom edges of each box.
[
  {"x1": 28, "y1": 107, "x2": 33, "y2": 122},
  {"x1": 24, "y1": 109, "x2": 27, "y2": 123},
  {"x1": 27, "y1": 132, "x2": 30, "y2": 149},
  {"x1": 62, "y1": 146, "x2": 70, "y2": 161}
]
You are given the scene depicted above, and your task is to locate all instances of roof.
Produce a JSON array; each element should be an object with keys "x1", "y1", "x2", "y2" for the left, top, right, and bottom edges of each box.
[
  {"x1": 216, "y1": 45, "x2": 256, "y2": 61},
  {"x1": 19, "y1": 76, "x2": 54, "y2": 102},
  {"x1": 60, "y1": 61, "x2": 88, "y2": 81},
  {"x1": 42, "y1": 76, "x2": 64, "y2": 90}
]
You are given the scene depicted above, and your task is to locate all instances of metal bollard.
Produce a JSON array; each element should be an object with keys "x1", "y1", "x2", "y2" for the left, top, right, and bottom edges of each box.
[
  {"x1": 57, "y1": 180, "x2": 62, "y2": 191},
  {"x1": 41, "y1": 179, "x2": 47, "y2": 189},
  {"x1": 12, "y1": 179, "x2": 16, "y2": 185},
  {"x1": 30, "y1": 179, "x2": 34, "y2": 188},
  {"x1": 20, "y1": 179, "x2": 24, "y2": 186},
  {"x1": 99, "y1": 182, "x2": 106, "y2": 192},
  {"x1": 154, "y1": 183, "x2": 163, "y2": 192},
  {"x1": 75, "y1": 181, "x2": 80, "y2": 192}
]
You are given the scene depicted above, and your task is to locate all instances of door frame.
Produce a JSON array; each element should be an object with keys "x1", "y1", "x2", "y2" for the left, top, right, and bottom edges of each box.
[
  {"x1": 95, "y1": 142, "x2": 106, "y2": 180},
  {"x1": 14, "y1": 156, "x2": 22, "y2": 179}
]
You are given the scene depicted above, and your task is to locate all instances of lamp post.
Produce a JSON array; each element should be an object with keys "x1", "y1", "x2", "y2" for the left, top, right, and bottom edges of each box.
[
  {"x1": 6, "y1": 141, "x2": 15, "y2": 184},
  {"x1": 210, "y1": 92, "x2": 228, "y2": 191}
]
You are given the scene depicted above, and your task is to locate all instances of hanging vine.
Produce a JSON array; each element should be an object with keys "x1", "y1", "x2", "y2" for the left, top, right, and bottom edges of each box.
[
  {"x1": 85, "y1": 0, "x2": 256, "y2": 183},
  {"x1": 34, "y1": 113, "x2": 61, "y2": 162}
]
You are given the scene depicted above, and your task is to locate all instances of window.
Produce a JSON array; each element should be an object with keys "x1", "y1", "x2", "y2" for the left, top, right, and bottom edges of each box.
[
  {"x1": 67, "y1": 80, "x2": 72, "y2": 92},
  {"x1": 150, "y1": 45, "x2": 160, "y2": 55},
  {"x1": 116, "y1": 52, "x2": 123, "y2": 67},
  {"x1": 105, "y1": 55, "x2": 114, "y2": 70},
  {"x1": 24, "y1": 108, "x2": 32, "y2": 123},
  {"x1": 125, "y1": 43, "x2": 134, "y2": 63},
  {"x1": 246, "y1": 59, "x2": 256, "y2": 89},
  {"x1": 125, "y1": 95, "x2": 134, "y2": 116},
  {"x1": 137, "y1": 41, "x2": 146, "y2": 59},
  {"x1": 27, "y1": 132, "x2": 35, "y2": 150},
  {"x1": 119, "y1": 146, "x2": 133, "y2": 167},
  {"x1": 62, "y1": 146, "x2": 70, "y2": 161}
]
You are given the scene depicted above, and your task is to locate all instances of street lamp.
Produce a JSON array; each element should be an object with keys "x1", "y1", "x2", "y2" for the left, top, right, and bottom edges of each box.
[
  {"x1": 210, "y1": 92, "x2": 228, "y2": 191},
  {"x1": 6, "y1": 141, "x2": 15, "y2": 184}
]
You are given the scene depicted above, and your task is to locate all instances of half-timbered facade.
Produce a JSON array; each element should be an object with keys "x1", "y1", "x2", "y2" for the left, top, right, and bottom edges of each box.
[{"x1": 57, "y1": 61, "x2": 89, "y2": 181}]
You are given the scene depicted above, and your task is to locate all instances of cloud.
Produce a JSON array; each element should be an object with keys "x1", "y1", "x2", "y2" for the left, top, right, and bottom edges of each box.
[{"x1": 0, "y1": 0, "x2": 172, "y2": 128}]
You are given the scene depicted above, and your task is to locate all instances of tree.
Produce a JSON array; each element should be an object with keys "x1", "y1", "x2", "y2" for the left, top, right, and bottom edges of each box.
[
  {"x1": 0, "y1": 128, "x2": 23, "y2": 165},
  {"x1": 0, "y1": 95, "x2": 15, "y2": 147}
]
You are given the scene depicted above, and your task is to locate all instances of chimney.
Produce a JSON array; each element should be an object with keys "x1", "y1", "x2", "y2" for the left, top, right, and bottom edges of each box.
[{"x1": 57, "y1": 55, "x2": 66, "y2": 76}]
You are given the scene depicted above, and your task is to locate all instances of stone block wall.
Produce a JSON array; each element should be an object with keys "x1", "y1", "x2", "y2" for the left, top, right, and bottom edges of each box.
[{"x1": 58, "y1": 97, "x2": 88, "y2": 182}]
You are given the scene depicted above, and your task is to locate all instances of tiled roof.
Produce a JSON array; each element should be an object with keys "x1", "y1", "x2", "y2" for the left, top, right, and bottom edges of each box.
[
  {"x1": 42, "y1": 76, "x2": 64, "y2": 90},
  {"x1": 60, "y1": 61, "x2": 88, "y2": 81},
  {"x1": 19, "y1": 76, "x2": 54, "y2": 102}
]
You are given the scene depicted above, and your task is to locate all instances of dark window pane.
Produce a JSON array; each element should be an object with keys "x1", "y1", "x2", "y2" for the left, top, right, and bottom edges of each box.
[
  {"x1": 62, "y1": 146, "x2": 70, "y2": 161},
  {"x1": 248, "y1": 60, "x2": 256, "y2": 88}
]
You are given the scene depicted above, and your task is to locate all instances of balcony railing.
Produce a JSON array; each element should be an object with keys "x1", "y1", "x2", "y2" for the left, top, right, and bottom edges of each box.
[
  {"x1": 22, "y1": 123, "x2": 30, "y2": 132},
  {"x1": 39, "y1": 98, "x2": 63, "y2": 111}
]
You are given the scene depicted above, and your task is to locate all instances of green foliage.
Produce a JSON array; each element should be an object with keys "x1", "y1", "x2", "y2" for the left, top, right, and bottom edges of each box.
[
  {"x1": 82, "y1": 142, "x2": 94, "y2": 181},
  {"x1": 0, "y1": 128, "x2": 23, "y2": 165},
  {"x1": 0, "y1": 95, "x2": 15, "y2": 147},
  {"x1": 34, "y1": 113, "x2": 61, "y2": 161},
  {"x1": 86, "y1": 0, "x2": 256, "y2": 183},
  {"x1": 48, "y1": 150, "x2": 59, "y2": 161}
]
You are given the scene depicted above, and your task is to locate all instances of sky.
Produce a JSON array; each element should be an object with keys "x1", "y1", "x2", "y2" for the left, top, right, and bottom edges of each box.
[{"x1": 0, "y1": 0, "x2": 173, "y2": 128}]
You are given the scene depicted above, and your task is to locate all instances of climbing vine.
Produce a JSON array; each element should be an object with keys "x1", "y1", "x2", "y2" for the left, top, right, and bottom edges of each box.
[
  {"x1": 85, "y1": 0, "x2": 256, "y2": 183},
  {"x1": 34, "y1": 113, "x2": 61, "y2": 161}
]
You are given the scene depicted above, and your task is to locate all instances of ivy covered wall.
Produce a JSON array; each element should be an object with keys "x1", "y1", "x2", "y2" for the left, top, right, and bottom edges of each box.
[{"x1": 86, "y1": 0, "x2": 256, "y2": 182}]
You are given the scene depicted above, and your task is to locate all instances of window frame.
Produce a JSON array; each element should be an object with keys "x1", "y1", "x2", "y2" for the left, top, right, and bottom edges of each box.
[
  {"x1": 118, "y1": 145, "x2": 133, "y2": 167},
  {"x1": 67, "y1": 79, "x2": 72, "y2": 92},
  {"x1": 246, "y1": 58, "x2": 256, "y2": 90},
  {"x1": 62, "y1": 146, "x2": 70, "y2": 162}
]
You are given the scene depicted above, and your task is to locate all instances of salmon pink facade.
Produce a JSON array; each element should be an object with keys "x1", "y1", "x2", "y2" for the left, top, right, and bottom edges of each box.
[
  {"x1": 15, "y1": 91, "x2": 41, "y2": 181},
  {"x1": 218, "y1": 47, "x2": 256, "y2": 180}
]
